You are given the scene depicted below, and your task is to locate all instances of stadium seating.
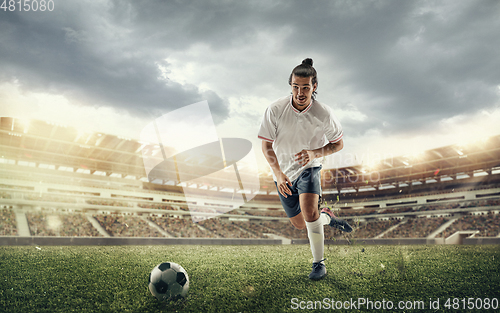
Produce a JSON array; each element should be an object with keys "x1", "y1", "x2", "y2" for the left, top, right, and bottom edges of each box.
[
  {"x1": 26, "y1": 212, "x2": 58, "y2": 236},
  {"x1": 349, "y1": 219, "x2": 400, "y2": 239},
  {"x1": 93, "y1": 214, "x2": 163, "y2": 237},
  {"x1": 198, "y1": 219, "x2": 261, "y2": 239},
  {"x1": 439, "y1": 212, "x2": 500, "y2": 238},
  {"x1": 25, "y1": 211, "x2": 102, "y2": 237},
  {"x1": 383, "y1": 217, "x2": 449, "y2": 238},
  {"x1": 1, "y1": 118, "x2": 500, "y2": 243},
  {"x1": 148, "y1": 216, "x2": 217, "y2": 238},
  {"x1": 0, "y1": 208, "x2": 17, "y2": 236}
]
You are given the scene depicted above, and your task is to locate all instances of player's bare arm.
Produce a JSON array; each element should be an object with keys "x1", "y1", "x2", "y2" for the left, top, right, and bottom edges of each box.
[
  {"x1": 294, "y1": 139, "x2": 344, "y2": 167},
  {"x1": 262, "y1": 141, "x2": 292, "y2": 197}
]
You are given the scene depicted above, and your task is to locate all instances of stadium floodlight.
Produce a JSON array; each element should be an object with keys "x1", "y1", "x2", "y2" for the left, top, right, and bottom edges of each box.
[
  {"x1": 454, "y1": 148, "x2": 464, "y2": 156},
  {"x1": 15, "y1": 118, "x2": 31, "y2": 134},
  {"x1": 408, "y1": 151, "x2": 424, "y2": 161},
  {"x1": 363, "y1": 158, "x2": 379, "y2": 172},
  {"x1": 10, "y1": 117, "x2": 29, "y2": 132}
]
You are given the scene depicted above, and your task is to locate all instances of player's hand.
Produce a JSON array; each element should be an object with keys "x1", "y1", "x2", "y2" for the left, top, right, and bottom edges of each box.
[
  {"x1": 276, "y1": 172, "x2": 292, "y2": 198},
  {"x1": 295, "y1": 149, "x2": 315, "y2": 167}
]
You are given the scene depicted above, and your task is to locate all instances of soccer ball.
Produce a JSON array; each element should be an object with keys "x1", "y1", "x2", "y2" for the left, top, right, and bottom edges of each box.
[{"x1": 148, "y1": 262, "x2": 189, "y2": 302}]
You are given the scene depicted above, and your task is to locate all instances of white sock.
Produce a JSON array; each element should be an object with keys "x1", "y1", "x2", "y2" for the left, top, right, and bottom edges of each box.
[
  {"x1": 319, "y1": 212, "x2": 331, "y2": 225},
  {"x1": 305, "y1": 217, "x2": 324, "y2": 263}
]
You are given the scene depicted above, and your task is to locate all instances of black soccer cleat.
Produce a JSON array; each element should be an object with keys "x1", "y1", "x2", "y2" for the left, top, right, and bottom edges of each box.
[
  {"x1": 309, "y1": 259, "x2": 327, "y2": 280},
  {"x1": 321, "y1": 207, "x2": 353, "y2": 233}
]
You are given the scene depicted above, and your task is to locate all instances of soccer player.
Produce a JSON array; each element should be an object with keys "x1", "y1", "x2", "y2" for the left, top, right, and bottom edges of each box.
[{"x1": 258, "y1": 58, "x2": 352, "y2": 280}]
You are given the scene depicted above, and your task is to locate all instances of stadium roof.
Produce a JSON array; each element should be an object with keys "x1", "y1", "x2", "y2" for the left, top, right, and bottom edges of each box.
[
  {"x1": 322, "y1": 135, "x2": 500, "y2": 191},
  {"x1": 0, "y1": 117, "x2": 258, "y2": 191},
  {"x1": 2, "y1": 117, "x2": 499, "y2": 193},
  {"x1": 0, "y1": 117, "x2": 146, "y2": 178}
]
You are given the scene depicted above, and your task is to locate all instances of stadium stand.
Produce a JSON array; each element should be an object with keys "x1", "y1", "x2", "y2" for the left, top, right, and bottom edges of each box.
[
  {"x1": 1, "y1": 117, "x2": 500, "y2": 244},
  {"x1": 148, "y1": 216, "x2": 217, "y2": 238},
  {"x1": 25, "y1": 211, "x2": 102, "y2": 237},
  {"x1": 59, "y1": 214, "x2": 102, "y2": 237},
  {"x1": 439, "y1": 212, "x2": 500, "y2": 238},
  {"x1": 230, "y1": 221, "x2": 273, "y2": 238},
  {"x1": 244, "y1": 209, "x2": 288, "y2": 218},
  {"x1": 0, "y1": 207, "x2": 17, "y2": 236},
  {"x1": 383, "y1": 217, "x2": 450, "y2": 238},
  {"x1": 93, "y1": 214, "x2": 163, "y2": 237},
  {"x1": 351, "y1": 219, "x2": 397, "y2": 239},
  {"x1": 198, "y1": 219, "x2": 260, "y2": 239},
  {"x1": 261, "y1": 221, "x2": 308, "y2": 239},
  {"x1": 26, "y1": 212, "x2": 58, "y2": 236}
]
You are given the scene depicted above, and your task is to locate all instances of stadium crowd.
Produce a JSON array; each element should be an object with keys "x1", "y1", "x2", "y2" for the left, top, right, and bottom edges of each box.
[
  {"x1": 260, "y1": 221, "x2": 308, "y2": 239},
  {"x1": 244, "y1": 209, "x2": 288, "y2": 218},
  {"x1": 59, "y1": 214, "x2": 102, "y2": 237},
  {"x1": 137, "y1": 203, "x2": 177, "y2": 210},
  {"x1": 380, "y1": 206, "x2": 414, "y2": 214},
  {"x1": 0, "y1": 207, "x2": 17, "y2": 236},
  {"x1": 230, "y1": 221, "x2": 273, "y2": 238},
  {"x1": 86, "y1": 199, "x2": 133, "y2": 207},
  {"x1": 383, "y1": 217, "x2": 449, "y2": 238},
  {"x1": 440, "y1": 212, "x2": 500, "y2": 237},
  {"x1": 25, "y1": 194, "x2": 76, "y2": 203},
  {"x1": 349, "y1": 219, "x2": 400, "y2": 239},
  {"x1": 198, "y1": 219, "x2": 260, "y2": 238},
  {"x1": 148, "y1": 216, "x2": 217, "y2": 238},
  {"x1": 0, "y1": 183, "x2": 33, "y2": 191},
  {"x1": 93, "y1": 214, "x2": 162, "y2": 237},
  {"x1": 0, "y1": 191, "x2": 12, "y2": 199},
  {"x1": 25, "y1": 211, "x2": 102, "y2": 236},
  {"x1": 416, "y1": 203, "x2": 461, "y2": 212},
  {"x1": 1, "y1": 199, "x2": 498, "y2": 239},
  {"x1": 339, "y1": 209, "x2": 378, "y2": 217},
  {"x1": 337, "y1": 198, "x2": 500, "y2": 217},
  {"x1": 26, "y1": 212, "x2": 58, "y2": 236}
]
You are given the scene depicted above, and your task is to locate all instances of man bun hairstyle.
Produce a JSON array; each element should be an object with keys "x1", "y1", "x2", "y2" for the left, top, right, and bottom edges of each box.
[
  {"x1": 289, "y1": 58, "x2": 318, "y2": 98},
  {"x1": 302, "y1": 58, "x2": 314, "y2": 66}
]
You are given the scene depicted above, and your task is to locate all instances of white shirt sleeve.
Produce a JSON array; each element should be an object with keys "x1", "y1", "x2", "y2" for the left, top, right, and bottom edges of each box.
[
  {"x1": 258, "y1": 106, "x2": 276, "y2": 143},
  {"x1": 323, "y1": 109, "x2": 343, "y2": 143}
]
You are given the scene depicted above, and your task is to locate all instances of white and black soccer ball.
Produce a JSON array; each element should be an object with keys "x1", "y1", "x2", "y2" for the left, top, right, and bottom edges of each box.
[{"x1": 148, "y1": 262, "x2": 189, "y2": 302}]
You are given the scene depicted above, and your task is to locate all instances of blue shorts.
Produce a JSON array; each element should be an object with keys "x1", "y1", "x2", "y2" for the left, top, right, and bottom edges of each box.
[{"x1": 274, "y1": 166, "x2": 322, "y2": 218}]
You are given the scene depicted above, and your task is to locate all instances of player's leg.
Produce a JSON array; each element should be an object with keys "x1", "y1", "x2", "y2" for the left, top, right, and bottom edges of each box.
[
  {"x1": 275, "y1": 181, "x2": 304, "y2": 229},
  {"x1": 299, "y1": 192, "x2": 327, "y2": 280},
  {"x1": 288, "y1": 213, "x2": 306, "y2": 230},
  {"x1": 321, "y1": 206, "x2": 353, "y2": 232},
  {"x1": 296, "y1": 166, "x2": 329, "y2": 280},
  {"x1": 300, "y1": 193, "x2": 319, "y2": 222}
]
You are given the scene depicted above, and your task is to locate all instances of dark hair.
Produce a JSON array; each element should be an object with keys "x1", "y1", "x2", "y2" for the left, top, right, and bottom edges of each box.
[{"x1": 288, "y1": 58, "x2": 318, "y2": 98}]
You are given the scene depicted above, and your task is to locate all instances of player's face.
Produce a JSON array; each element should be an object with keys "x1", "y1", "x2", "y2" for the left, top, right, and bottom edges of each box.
[{"x1": 291, "y1": 75, "x2": 317, "y2": 109}]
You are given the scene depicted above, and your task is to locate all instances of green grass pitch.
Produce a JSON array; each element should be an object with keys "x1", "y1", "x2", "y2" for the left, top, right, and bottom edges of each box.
[{"x1": 1, "y1": 244, "x2": 499, "y2": 312}]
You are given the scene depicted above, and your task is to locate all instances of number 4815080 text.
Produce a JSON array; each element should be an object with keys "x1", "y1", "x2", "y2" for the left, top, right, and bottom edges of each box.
[{"x1": 1, "y1": 0, "x2": 55, "y2": 11}]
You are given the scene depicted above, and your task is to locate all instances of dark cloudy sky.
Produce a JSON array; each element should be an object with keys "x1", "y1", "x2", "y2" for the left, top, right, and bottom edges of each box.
[{"x1": 1, "y1": 0, "x2": 499, "y2": 170}]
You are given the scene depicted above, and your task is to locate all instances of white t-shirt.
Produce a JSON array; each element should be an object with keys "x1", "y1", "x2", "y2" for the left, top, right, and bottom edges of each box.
[{"x1": 258, "y1": 95, "x2": 343, "y2": 182}]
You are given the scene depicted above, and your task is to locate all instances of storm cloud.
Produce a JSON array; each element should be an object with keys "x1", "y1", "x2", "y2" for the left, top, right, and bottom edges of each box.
[{"x1": 1, "y1": 0, "x2": 499, "y2": 150}]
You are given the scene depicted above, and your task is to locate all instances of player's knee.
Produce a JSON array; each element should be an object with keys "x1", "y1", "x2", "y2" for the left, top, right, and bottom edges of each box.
[
  {"x1": 294, "y1": 223, "x2": 306, "y2": 230},
  {"x1": 302, "y1": 210, "x2": 319, "y2": 223},
  {"x1": 291, "y1": 220, "x2": 306, "y2": 230}
]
